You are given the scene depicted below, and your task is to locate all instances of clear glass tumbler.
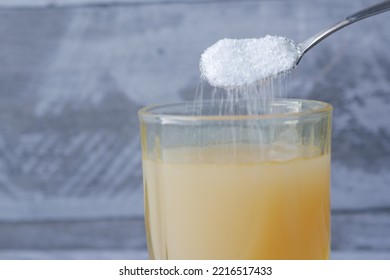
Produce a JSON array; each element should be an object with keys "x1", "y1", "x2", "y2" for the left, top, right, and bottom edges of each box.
[{"x1": 139, "y1": 99, "x2": 332, "y2": 260}]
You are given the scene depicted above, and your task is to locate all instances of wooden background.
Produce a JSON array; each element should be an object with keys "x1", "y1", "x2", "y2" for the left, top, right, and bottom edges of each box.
[{"x1": 0, "y1": 0, "x2": 389, "y2": 259}]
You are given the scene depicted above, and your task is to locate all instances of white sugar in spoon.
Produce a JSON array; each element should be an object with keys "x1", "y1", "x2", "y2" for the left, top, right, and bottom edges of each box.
[{"x1": 200, "y1": 1, "x2": 390, "y2": 88}]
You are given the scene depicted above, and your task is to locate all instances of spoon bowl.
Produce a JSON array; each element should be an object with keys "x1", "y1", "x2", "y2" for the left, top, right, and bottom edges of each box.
[{"x1": 200, "y1": 1, "x2": 390, "y2": 88}]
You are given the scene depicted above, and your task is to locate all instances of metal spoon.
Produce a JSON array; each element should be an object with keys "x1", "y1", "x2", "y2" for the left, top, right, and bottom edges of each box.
[
  {"x1": 200, "y1": 1, "x2": 390, "y2": 88},
  {"x1": 296, "y1": 0, "x2": 390, "y2": 65}
]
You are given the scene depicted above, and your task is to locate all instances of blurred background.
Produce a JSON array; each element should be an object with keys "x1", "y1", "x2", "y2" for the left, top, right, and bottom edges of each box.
[{"x1": 0, "y1": 0, "x2": 389, "y2": 259}]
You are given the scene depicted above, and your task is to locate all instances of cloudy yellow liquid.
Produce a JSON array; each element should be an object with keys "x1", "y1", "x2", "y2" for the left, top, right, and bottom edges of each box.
[{"x1": 143, "y1": 146, "x2": 330, "y2": 260}]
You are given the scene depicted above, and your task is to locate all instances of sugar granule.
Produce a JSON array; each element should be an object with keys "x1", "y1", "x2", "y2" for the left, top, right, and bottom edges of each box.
[{"x1": 200, "y1": 35, "x2": 299, "y2": 88}]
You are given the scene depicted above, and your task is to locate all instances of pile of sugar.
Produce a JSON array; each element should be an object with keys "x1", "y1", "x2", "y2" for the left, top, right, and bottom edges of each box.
[{"x1": 200, "y1": 35, "x2": 300, "y2": 88}]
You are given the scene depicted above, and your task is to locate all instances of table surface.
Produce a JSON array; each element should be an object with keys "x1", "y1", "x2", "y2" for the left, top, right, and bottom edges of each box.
[
  {"x1": 1, "y1": 250, "x2": 390, "y2": 260},
  {"x1": 0, "y1": 217, "x2": 389, "y2": 260}
]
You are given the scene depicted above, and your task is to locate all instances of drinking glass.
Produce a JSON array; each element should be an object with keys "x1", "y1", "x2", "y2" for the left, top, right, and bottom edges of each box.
[{"x1": 139, "y1": 99, "x2": 332, "y2": 260}]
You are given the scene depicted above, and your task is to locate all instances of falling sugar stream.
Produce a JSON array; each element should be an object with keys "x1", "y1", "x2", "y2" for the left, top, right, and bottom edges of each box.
[{"x1": 187, "y1": 76, "x2": 291, "y2": 161}]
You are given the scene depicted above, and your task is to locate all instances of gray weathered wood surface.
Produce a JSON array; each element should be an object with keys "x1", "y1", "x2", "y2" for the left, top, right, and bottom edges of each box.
[{"x1": 0, "y1": 0, "x2": 389, "y2": 259}]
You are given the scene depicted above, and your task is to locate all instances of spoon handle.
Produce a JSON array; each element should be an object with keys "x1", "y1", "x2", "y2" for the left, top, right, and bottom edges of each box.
[{"x1": 298, "y1": 0, "x2": 390, "y2": 59}]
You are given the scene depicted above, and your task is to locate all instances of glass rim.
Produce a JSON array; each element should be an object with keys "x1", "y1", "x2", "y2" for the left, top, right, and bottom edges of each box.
[{"x1": 138, "y1": 98, "x2": 332, "y2": 122}]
